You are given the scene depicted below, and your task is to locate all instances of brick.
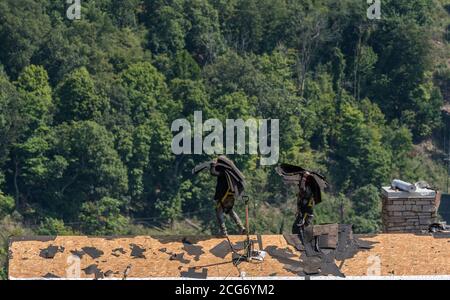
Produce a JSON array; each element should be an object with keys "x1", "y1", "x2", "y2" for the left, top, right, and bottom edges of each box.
[
  {"x1": 404, "y1": 226, "x2": 417, "y2": 230},
  {"x1": 418, "y1": 214, "x2": 431, "y2": 219},
  {"x1": 387, "y1": 205, "x2": 405, "y2": 212},
  {"x1": 391, "y1": 200, "x2": 403, "y2": 205},
  {"x1": 416, "y1": 200, "x2": 433, "y2": 205},
  {"x1": 388, "y1": 222, "x2": 408, "y2": 227},
  {"x1": 388, "y1": 216, "x2": 407, "y2": 222},
  {"x1": 404, "y1": 205, "x2": 413, "y2": 211},
  {"x1": 394, "y1": 198, "x2": 409, "y2": 202},
  {"x1": 419, "y1": 220, "x2": 431, "y2": 225},
  {"x1": 422, "y1": 205, "x2": 436, "y2": 212},
  {"x1": 402, "y1": 212, "x2": 417, "y2": 217},
  {"x1": 403, "y1": 214, "x2": 418, "y2": 218},
  {"x1": 411, "y1": 206, "x2": 423, "y2": 212},
  {"x1": 416, "y1": 211, "x2": 431, "y2": 215},
  {"x1": 406, "y1": 219, "x2": 419, "y2": 223}
]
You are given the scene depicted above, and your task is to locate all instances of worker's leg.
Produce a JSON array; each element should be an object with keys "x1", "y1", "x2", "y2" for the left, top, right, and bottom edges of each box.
[
  {"x1": 303, "y1": 198, "x2": 315, "y2": 227},
  {"x1": 229, "y1": 209, "x2": 246, "y2": 234},
  {"x1": 292, "y1": 213, "x2": 303, "y2": 234},
  {"x1": 292, "y1": 197, "x2": 304, "y2": 234},
  {"x1": 216, "y1": 204, "x2": 228, "y2": 236}
]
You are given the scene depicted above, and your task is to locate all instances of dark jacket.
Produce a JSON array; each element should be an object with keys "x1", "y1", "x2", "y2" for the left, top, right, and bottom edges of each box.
[
  {"x1": 210, "y1": 164, "x2": 236, "y2": 201},
  {"x1": 276, "y1": 164, "x2": 328, "y2": 205},
  {"x1": 210, "y1": 156, "x2": 245, "y2": 209},
  {"x1": 192, "y1": 156, "x2": 245, "y2": 208}
]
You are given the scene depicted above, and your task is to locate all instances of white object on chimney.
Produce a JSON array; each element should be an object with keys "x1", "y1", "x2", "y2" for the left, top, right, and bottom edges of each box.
[{"x1": 391, "y1": 179, "x2": 416, "y2": 192}]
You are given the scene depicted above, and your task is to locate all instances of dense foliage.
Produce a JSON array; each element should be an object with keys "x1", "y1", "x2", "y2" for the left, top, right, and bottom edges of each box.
[{"x1": 1, "y1": 1, "x2": 450, "y2": 277}]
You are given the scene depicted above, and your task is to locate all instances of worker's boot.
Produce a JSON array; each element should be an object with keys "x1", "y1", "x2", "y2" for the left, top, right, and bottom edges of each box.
[{"x1": 218, "y1": 221, "x2": 228, "y2": 236}]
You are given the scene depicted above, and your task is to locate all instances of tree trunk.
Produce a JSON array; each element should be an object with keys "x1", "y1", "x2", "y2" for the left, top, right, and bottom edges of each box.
[{"x1": 13, "y1": 158, "x2": 20, "y2": 210}]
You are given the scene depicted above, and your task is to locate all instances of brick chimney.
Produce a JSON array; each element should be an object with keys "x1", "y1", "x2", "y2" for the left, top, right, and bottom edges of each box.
[{"x1": 381, "y1": 183, "x2": 439, "y2": 233}]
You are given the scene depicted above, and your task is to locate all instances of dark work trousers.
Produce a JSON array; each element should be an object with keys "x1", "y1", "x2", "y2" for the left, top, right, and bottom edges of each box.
[
  {"x1": 292, "y1": 187, "x2": 315, "y2": 234},
  {"x1": 215, "y1": 194, "x2": 245, "y2": 236}
]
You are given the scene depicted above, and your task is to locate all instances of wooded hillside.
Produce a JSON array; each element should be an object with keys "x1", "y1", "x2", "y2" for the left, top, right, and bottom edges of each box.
[{"x1": 1, "y1": 0, "x2": 450, "y2": 279}]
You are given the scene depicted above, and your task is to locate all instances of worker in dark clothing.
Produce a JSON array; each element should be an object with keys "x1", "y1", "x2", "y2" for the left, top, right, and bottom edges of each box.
[
  {"x1": 210, "y1": 159, "x2": 246, "y2": 236},
  {"x1": 276, "y1": 164, "x2": 328, "y2": 234},
  {"x1": 292, "y1": 172, "x2": 317, "y2": 234},
  {"x1": 193, "y1": 156, "x2": 246, "y2": 236}
]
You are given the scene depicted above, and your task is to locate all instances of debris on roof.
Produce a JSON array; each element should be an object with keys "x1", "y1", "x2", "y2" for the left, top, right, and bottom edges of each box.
[
  {"x1": 429, "y1": 222, "x2": 450, "y2": 239},
  {"x1": 81, "y1": 247, "x2": 104, "y2": 259},
  {"x1": 39, "y1": 245, "x2": 65, "y2": 259},
  {"x1": 130, "y1": 244, "x2": 146, "y2": 259},
  {"x1": 8, "y1": 225, "x2": 450, "y2": 279}
]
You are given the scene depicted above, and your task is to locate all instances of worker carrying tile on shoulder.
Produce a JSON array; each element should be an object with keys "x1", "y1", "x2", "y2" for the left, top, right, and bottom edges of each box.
[
  {"x1": 276, "y1": 164, "x2": 328, "y2": 233},
  {"x1": 193, "y1": 155, "x2": 246, "y2": 236}
]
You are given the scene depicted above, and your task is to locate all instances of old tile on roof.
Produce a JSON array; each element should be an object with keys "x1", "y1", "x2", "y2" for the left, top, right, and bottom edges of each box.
[{"x1": 8, "y1": 226, "x2": 450, "y2": 279}]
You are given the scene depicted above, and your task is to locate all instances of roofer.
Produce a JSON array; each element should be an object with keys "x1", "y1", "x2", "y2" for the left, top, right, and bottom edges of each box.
[
  {"x1": 276, "y1": 164, "x2": 328, "y2": 234},
  {"x1": 193, "y1": 156, "x2": 246, "y2": 236}
]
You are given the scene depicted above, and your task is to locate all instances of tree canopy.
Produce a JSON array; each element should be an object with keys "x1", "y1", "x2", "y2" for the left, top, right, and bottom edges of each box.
[{"x1": 0, "y1": 3, "x2": 449, "y2": 271}]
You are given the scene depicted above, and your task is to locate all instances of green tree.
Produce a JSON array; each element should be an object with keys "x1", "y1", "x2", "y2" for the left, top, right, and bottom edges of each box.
[
  {"x1": 405, "y1": 77, "x2": 443, "y2": 138},
  {"x1": 170, "y1": 79, "x2": 212, "y2": 117},
  {"x1": 203, "y1": 50, "x2": 258, "y2": 98},
  {"x1": 333, "y1": 102, "x2": 391, "y2": 191},
  {"x1": 225, "y1": 0, "x2": 264, "y2": 52},
  {"x1": 37, "y1": 217, "x2": 74, "y2": 236},
  {"x1": 0, "y1": 0, "x2": 51, "y2": 77},
  {"x1": 155, "y1": 180, "x2": 190, "y2": 228},
  {"x1": 172, "y1": 50, "x2": 201, "y2": 80},
  {"x1": 303, "y1": 72, "x2": 337, "y2": 149},
  {"x1": 19, "y1": 121, "x2": 128, "y2": 220},
  {"x1": 213, "y1": 91, "x2": 253, "y2": 120},
  {"x1": 350, "y1": 184, "x2": 382, "y2": 233},
  {"x1": 0, "y1": 70, "x2": 22, "y2": 173},
  {"x1": 183, "y1": 0, "x2": 224, "y2": 63},
  {"x1": 204, "y1": 48, "x2": 299, "y2": 120},
  {"x1": 16, "y1": 65, "x2": 53, "y2": 130},
  {"x1": 369, "y1": 17, "x2": 432, "y2": 123},
  {"x1": 55, "y1": 67, "x2": 109, "y2": 123},
  {"x1": 79, "y1": 197, "x2": 129, "y2": 235},
  {"x1": 0, "y1": 192, "x2": 14, "y2": 218},
  {"x1": 120, "y1": 62, "x2": 174, "y2": 124},
  {"x1": 384, "y1": 122, "x2": 414, "y2": 177},
  {"x1": 109, "y1": 0, "x2": 140, "y2": 28},
  {"x1": 331, "y1": 47, "x2": 346, "y2": 113},
  {"x1": 144, "y1": 0, "x2": 188, "y2": 55},
  {"x1": 279, "y1": 115, "x2": 319, "y2": 170},
  {"x1": 315, "y1": 193, "x2": 355, "y2": 225},
  {"x1": 0, "y1": 215, "x2": 32, "y2": 280}
]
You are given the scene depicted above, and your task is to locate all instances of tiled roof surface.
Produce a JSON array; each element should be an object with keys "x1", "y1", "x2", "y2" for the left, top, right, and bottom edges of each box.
[{"x1": 8, "y1": 230, "x2": 450, "y2": 279}]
